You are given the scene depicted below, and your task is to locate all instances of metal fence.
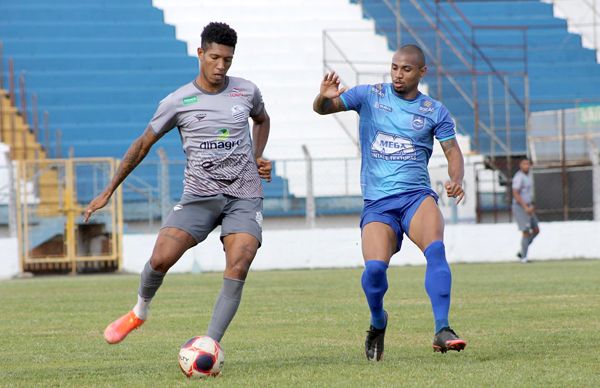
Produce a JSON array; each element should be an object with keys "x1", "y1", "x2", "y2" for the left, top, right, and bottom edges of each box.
[{"x1": 527, "y1": 106, "x2": 600, "y2": 221}]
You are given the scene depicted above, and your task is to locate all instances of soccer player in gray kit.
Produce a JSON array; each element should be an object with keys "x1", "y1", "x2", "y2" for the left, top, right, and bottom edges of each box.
[
  {"x1": 84, "y1": 22, "x2": 272, "y2": 345},
  {"x1": 512, "y1": 158, "x2": 540, "y2": 263}
]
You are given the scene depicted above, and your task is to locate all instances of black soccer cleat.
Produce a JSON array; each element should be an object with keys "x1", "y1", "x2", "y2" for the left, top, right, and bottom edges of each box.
[
  {"x1": 365, "y1": 311, "x2": 387, "y2": 362},
  {"x1": 433, "y1": 327, "x2": 467, "y2": 353}
]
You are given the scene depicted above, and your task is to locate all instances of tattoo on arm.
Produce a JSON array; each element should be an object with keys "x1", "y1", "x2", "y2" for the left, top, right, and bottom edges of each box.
[
  {"x1": 313, "y1": 95, "x2": 344, "y2": 115},
  {"x1": 440, "y1": 137, "x2": 464, "y2": 184},
  {"x1": 105, "y1": 128, "x2": 157, "y2": 195},
  {"x1": 440, "y1": 138, "x2": 458, "y2": 153}
]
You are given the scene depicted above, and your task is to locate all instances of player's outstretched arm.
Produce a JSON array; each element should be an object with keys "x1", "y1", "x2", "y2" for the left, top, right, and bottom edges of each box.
[
  {"x1": 84, "y1": 126, "x2": 163, "y2": 221},
  {"x1": 252, "y1": 109, "x2": 272, "y2": 182},
  {"x1": 313, "y1": 72, "x2": 347, "y2": 115},
  {"x1": 440, "y1": 138, "x2": 465, "y2": 204}
]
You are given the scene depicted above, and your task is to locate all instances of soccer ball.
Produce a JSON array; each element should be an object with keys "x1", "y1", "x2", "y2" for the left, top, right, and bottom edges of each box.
[{"x1": 178, "y1": 336, "x2": 224, "y2": 378}]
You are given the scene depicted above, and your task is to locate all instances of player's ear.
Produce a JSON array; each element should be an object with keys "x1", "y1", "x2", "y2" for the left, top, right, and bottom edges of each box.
[
  {"x1": 197, "y1": 47, "x2": 204, "y2": 59},
  {"x1": 420, "y1": 65, "x2": 428, "y2": 77}
]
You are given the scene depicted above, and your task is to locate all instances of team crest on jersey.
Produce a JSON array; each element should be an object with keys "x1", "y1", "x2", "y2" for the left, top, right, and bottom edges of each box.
[
  {"x1": 194, "y1": 113, "x2": 207, "y2": 122},
  {"x1": 231, "y1": 105, "x2": 248, "y2": 122},
  {"x1": 418, "y1": 99, "x2": 435, "y2": 113},
  {"x1": 371, "y1": 131, "x2": 416, "y2": 161},
  {"x1": 412, "y1": 115, "x2": 425, "y2": 130},
  {"x1": 370, "y1": 84, "x2": 385, "y2": 97}
]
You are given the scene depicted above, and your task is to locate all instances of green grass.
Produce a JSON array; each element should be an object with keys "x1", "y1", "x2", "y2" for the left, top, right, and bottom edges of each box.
[{"x1": 1, "y1": 260, "x2": 599, "y2": 387}]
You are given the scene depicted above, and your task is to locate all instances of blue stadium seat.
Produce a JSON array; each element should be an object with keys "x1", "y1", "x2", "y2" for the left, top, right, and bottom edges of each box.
[
  {"x1": 0, "y1": 0, "x2": 292, "y2": 205},
  {"x1": 352, "y1": 0, "x2": 600, "y2": 156}
]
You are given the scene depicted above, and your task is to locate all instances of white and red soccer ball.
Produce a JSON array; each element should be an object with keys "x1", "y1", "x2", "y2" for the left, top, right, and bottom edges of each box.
[{"x1": 178, "y1": 336, "x2": 224, "y2": 378}]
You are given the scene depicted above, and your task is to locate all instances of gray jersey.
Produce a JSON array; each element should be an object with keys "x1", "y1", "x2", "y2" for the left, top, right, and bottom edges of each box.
[
  {"x1": 149, "y1": 77, "x2": 265, "y2": 198},
  {"x1": 512, "y1": 170, "x2": 533, "y2": 204}
]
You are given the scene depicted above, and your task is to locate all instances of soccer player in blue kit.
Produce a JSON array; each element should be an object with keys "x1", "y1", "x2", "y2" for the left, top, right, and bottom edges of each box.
[{"x1": 313, "y1": 44, "x2": 467, "y2": 361}]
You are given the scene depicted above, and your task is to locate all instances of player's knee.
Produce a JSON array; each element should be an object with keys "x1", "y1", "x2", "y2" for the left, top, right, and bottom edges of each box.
[
  {"x1": 225, "y1": 260, "x2": 252, "y2": 280},
  {"x1": 362, "y1": 260, "x2": 388, "y2": 290},
  {"x1": 149, "y1": 255, "x2": 174, "y2": 273},
  {"x1": 365, "y1": 260, "x2": 387, "y2": 277}
]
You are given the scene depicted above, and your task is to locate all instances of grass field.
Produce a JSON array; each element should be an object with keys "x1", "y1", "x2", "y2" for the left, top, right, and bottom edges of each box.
[{"x1": 1, "y1": 260, "x2": 599, "y2": 387}]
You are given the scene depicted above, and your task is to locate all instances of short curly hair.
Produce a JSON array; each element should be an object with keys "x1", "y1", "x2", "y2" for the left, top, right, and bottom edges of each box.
[{"x1": 201, "y1": 22, "x2": 237, "y2": 50}]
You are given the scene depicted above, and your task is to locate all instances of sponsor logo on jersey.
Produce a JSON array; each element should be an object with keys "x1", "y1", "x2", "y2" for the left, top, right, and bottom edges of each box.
[
  {"x1": 376, "y1": 103, "x2": 393, "y2": 112},
  {"x1": 194, "y1": 113, "x2": 207, "y2": 121},
  {"x1": 370, "y1": 84, "x2": 385, "y2": 97},
  {"x1": 418, "y1": 99, "x2": 435, "y2": 113},
  {"x1": 173, "y1": 204, "x2": 183, "y2": 211},
  {"x1": 217, "y1": 128, "x2": 230, "y2": 140},
  {"x1": 199, "y1": 139, "x2": 242, "y2": 150},
  {"x1": 182, "y1": 95, "x2": 198, "y2": 105},
  {"x1": 412, "y1": 115, "x2": 425, "y2": 130},
  {"x1": 371, "y1": 131, "x2": 416, "y2": 161},
  {"x1": 227, "y1": 87, "x2": 248, "y2": 98}
]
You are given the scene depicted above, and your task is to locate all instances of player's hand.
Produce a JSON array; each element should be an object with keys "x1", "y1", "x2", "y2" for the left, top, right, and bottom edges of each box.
[
  {"x1": 445, "y1": 180, "x2": 464, "y2": 204},
  {"x1": 320, "y1": 72, "x2": 347, "y2": 99},
  {"x1": 83, "y1": 192, "x2": 111, "y2": 222},
  {"x1": 525, "y1": 205, "x2": 535, "y2": 215},
  {"x1": 256, "y1": 158, "x2": 272, "y2": 182}
]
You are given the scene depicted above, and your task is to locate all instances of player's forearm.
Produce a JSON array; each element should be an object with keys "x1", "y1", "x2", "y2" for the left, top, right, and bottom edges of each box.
[
  {"x1": 446, "y1": 147, "x2": 464, "y2": 186},
  {"x1": 252, "y1": 117, "x2": 270, "y2": 159},
  {"x1": 313, "y1": 94, "x2": 334, "y2": 115},
  {"x1": 102, "y1": 138, "x2": 149, "y2": 197}
]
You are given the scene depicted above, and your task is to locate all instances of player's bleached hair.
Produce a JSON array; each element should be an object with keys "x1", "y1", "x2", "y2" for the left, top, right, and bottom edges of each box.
[
  {"x1": 399, "y1": 44, "x2": 426, "y2": 67},
  {"x1": 201, "y1": 22, "x2": 237, "y2": 50}
]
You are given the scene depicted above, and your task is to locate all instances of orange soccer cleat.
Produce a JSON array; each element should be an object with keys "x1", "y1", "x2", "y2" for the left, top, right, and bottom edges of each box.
[{"x1": 103, "y1": 311, "x2": 145, "y2": 344}]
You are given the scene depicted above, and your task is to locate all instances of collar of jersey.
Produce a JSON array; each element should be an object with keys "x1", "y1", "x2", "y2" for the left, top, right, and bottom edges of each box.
[{"x1": 193, "y1": 77, "x2": 230, "y2": 95}]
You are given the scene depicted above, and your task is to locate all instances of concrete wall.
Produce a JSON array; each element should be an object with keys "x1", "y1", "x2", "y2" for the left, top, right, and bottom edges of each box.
[
  {"x1": 0, "y1": 237, "x2": 19, "y2": 278},
  {"x1": 2, "y1": 221, "x2": 597, "y2": 279}
]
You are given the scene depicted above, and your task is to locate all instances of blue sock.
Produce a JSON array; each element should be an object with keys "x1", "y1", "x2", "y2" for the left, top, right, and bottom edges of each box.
[
  {"x1": 361, "y1": 260, "x2": 389, "y2": 329},
  {"x1": 424, "y1": 241, "x2": 452, "y2": 333}
]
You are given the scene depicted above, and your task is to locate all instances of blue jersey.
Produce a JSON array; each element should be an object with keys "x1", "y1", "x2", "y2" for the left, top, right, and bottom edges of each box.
[{"x1": 340, "y1": 83, "x2": 456, "y2": 200}]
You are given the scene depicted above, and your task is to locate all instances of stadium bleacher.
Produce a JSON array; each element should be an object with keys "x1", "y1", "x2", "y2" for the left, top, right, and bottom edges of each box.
[
  {"x1": 0, "y1": 0, "x2": 291, "y2": 207},
  {"x1": 352, "y1": 0, "x2": 600, "y2": 155}
]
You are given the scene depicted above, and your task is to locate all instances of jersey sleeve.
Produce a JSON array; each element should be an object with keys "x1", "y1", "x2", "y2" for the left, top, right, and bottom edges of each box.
[
  {"x1": 149, "y1": 93, "x2": 177, "y2": 135},
  {"x1": 512, "y1": 172, "x2": 523, "y2": 190},
  {"x1": 434, "y1": 105, "x2": 456, "y2": 142},
  {"x1": 250, "y1": 83, "x2": 265, "y2": 117},
  {"x1": 339, "y1": 84, "x2": 369, "y2": 112}
]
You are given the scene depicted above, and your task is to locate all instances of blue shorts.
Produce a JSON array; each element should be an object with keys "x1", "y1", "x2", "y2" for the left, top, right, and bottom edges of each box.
[{"x1": 360, "y1": 188, "x2": 438, "y2": 253}]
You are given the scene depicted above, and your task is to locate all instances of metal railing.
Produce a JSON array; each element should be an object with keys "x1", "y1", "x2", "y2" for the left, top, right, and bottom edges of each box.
[
  {"x1": 345, "y1": 0, "x2": 529, "y2": 162},
  {"x1": 1, "y1": 40, "x2": 54, "y2": 159}
]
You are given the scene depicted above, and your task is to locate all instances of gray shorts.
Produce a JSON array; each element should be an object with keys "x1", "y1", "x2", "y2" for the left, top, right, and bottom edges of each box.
[
  {"x1": 512, "y1": 203, "x2": 539, "y2": 232},
  {"x1": 161, "y1": 193, "x2": 263, "y2": 245}
]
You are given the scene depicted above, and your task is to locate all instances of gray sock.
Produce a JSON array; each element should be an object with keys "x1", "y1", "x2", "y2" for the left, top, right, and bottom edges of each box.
[
  {"x1": 521, "y1": 236, "x2": 530, "y2": 258},
  {"x1": 206, "y1": 278, "x2": 245, "y2": 342},
  {"x1": 138, "y1": 261, "x2": 166, "y2": 299}
]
